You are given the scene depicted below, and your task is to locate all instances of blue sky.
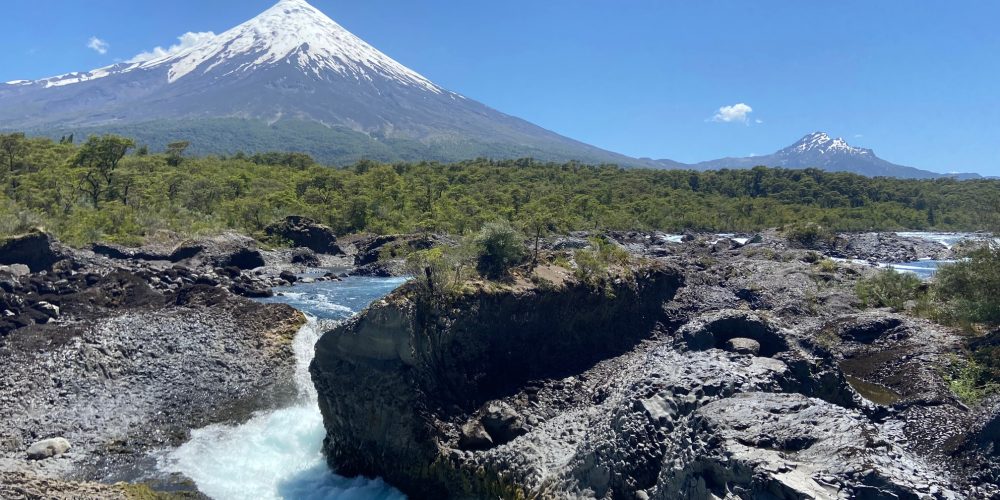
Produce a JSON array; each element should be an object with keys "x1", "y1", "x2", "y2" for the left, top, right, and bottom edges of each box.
[{"x1": 2, "y1": 1, "x2": 999, "y2": 175}]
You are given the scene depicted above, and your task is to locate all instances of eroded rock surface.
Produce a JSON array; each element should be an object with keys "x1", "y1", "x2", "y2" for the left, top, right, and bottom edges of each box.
[
  {"x1": 0, "y1": 232, "x2": 307, "y2": 492},
  {"x1": 312, "y1": 235, "x2": 998, "y2": 499},
  {"x1": 265, "y1": 216, "x2": 344, "y2": 255}
]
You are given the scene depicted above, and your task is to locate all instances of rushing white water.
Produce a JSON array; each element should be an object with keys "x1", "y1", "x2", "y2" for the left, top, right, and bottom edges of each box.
[
  {"x1": 894, "y1": 231, "x2": 995, "y2": 249},
  {"x1": 158, "y1": 277, "x2": 408, "y2": 500},
  {"x1": 886, "y1": 231, "x2": 995, "y2": 279}
]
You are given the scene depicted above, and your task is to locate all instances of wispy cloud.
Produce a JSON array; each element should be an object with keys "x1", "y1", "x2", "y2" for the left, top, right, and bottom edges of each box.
[
  {"x1": 129, "y1": 32, "x2": 216, "y2": 63},
  {"x1": 711, "y1": 103, "x2": 754, "y2": 124},
  {"x1": 87, "y1": 36, "x2": 109, "y2": 55}
]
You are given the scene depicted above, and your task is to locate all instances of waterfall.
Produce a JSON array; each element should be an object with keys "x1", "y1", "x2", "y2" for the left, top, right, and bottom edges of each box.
[{"x1": 158, "y1": 278, "x2": 407, "y2": 500}]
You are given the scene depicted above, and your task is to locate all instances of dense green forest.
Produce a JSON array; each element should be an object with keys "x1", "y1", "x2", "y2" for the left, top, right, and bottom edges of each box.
[{"x1": 0, "y1": 133, "x2": 997, "y2": 246}]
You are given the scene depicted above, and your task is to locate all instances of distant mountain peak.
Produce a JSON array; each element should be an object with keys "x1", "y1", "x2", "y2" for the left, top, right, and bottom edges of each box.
[
  {"x1": 786, "y1": 132, "x2": 871, "y2": 156},
  {"x1": 680, "y1": 132, "x2": 981, "y2": 179}
]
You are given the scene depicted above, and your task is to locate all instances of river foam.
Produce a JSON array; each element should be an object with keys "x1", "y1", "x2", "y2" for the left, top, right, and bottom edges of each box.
[{"x1": 158, "y1": 277, "x2": 408, "y2": 500}]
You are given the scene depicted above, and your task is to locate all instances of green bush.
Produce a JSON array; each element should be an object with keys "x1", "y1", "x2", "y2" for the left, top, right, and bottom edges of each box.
[
  {"x1": 856, "y1": 268, "x2": 924, "y2": 312},
  {"x1": 573, "y1": 237, "x2": 633, "y2": 285},
  {"x1": 945, "y1": 355, "x2": 1000, "y2": 404},
  {"x1": 816, "y1": 259, "x2": 838, "y2": 273},
  {"x1": 784, "y1": 223, "x2": 834, "y2": 248},
  {"x1": 935, "y1": 243, "x2": 1000, "y2": 326},
  {"x1": 474, "y1": 220, "x2": 527, "y2": 279}
]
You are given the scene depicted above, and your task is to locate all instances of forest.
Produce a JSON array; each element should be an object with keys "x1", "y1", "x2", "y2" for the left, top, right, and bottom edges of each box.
[{"x1": 1, "y1": 133, "x2": 998, "y2": 246}]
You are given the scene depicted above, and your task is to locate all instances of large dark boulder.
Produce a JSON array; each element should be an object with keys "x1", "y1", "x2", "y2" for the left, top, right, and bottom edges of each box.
[
  {"x1": 352, "y1": 234, "x2": 437, "y2": 267},
  {"x1": 0, "y1": 232, "x2": 63, "y2": 272},
  {"x1": 169, "y1": 234, "x2": 265, "y2": 270},
  {"x1": 290, "y1": 247, "x2": 321, "y2": 267},
  {"x1": 266, "y1": 216, "x2": 343, "y2": 255}
]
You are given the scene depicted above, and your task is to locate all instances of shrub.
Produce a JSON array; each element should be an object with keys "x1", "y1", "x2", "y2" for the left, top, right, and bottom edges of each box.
[
  {"x1": 784, "y1": 222, "x2": 834, "y2": 248},
  {"x1": 574, "y1": 248, "x2": 606, "y2": 285},
  {"x1": 573, "y1": 237, "x2": 632, "y2": 285},
  {"x1": 405, "y1": 247, "x2": 451, "y2": 296},
  {"x1": 474, "y1": 220, "x2": 527, "y2": 279},
  {"x1": 935, "y1": 243, "x2": 1000, "y2": 326},
  {"x1": 816, "y1": 259, "x2": 838, "y2": 273},
  {"x1": 0, "y1": 198, "x2": 43, "y2": 236},
  {"x1": 404, "y1": 237, "x2": 477, "y2": 296},
  {"x1": 945, "y1": 355, "x2": 1000, "y2": 404},
  {"x1": 856, "y1": 269, "x2": 924, "y2": 312}
]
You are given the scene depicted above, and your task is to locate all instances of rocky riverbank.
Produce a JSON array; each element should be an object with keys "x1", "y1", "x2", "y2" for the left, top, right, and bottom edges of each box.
[
  {"x1": 0, "y1": 219, "x2": 350, "y2": 498},
  {"x1": 311, "y1": 232, "x2": 999, "y2": 499}
]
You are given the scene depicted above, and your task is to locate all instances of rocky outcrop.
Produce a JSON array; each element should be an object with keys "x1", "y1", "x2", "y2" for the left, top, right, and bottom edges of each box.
[
  {"x1": 0, "y1": 232, "x2": 65, "y2": 272},
  {"x1": 170, "y1": 233, "x2": 266, "y2": 269},
  {"x1": 265, "y1": 216, "x2": 343, "y2": 255},
  {"x1": 311, "y1": 265, "x2": 684, "y2": 498},
  {"x1": 312, "y1": 239, "x2": 998, "y2": 498},
  {"x1": 350, "y1": 233, "x2": 440, "y2": 271},
  {"x1": 831, "y1": 232, "x2": 952, "y2": 262},
  {"x1": 695, "y1": 392, "x2": 944, "y2": 499}
]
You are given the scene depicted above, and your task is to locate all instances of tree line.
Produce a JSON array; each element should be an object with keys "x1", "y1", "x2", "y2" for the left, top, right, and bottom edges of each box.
[{"x1": 0, "y1": 132, "x2": 997, "y2": 246}]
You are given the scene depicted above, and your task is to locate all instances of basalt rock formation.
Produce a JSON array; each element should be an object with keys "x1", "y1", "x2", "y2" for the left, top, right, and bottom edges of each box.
[
  {"x1": 311, "y1": 265, "x2": 684, "y2": 498},
  {"x1": 311, "y1": 236, "x2": 999, "y2": 499},
  {"x1": 265, "y1": 216, "x2": 344, "y2": 255}
]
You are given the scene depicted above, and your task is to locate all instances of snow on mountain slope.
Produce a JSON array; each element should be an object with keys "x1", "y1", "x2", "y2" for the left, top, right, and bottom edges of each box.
[
  {"x1": 11, "y1": 0, "x2": 443, "y2": 94},
  {"x1": 682, "y1": 132, "x2": 976, "y2": 179},
  {"x1": 132, "y1": 0, "x2": 443, "y2": 91}
]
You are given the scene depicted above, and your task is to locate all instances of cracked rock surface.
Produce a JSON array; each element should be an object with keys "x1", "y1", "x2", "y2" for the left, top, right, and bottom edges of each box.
[{"x1": 312, "y1": 234, "x2": 999, "y2": 499}]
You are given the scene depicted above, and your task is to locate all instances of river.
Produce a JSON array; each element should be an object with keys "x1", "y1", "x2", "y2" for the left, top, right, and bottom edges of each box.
[{"x1": 157, "y1": 276, "x2": 408, "y2": 500}]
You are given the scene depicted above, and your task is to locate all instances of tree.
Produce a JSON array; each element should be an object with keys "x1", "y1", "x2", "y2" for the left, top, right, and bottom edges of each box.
[
  {"x1": 166, "y1": 141, "x2": 190, "y2": 166},
  {"x1": 1, "y1": 133, "x2": 27, "y2": 176},
  {"x1": 72, "y1": 135, "x2": 135, "y2": 208},
  {"x1": 522, "y1": 201, "x2": 564, "y2": 267}
]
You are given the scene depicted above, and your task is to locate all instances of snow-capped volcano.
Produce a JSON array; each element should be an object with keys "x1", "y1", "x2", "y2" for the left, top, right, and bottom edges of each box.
[
  {"x1": 9, "y1": 0, "x2": 443, "y2": 92},
  {"x1": 683, "y1": 132, "x2": 978, "y2": 179},
  {"x1": 788, "y1": 132, "x2": 870, "y2": 155},
  {"x1": 0, "y1": 0, "x2": 637, "y2": 165},
  {"x1": 135, "y1": 0, "x2": 444, "y2": 91}
]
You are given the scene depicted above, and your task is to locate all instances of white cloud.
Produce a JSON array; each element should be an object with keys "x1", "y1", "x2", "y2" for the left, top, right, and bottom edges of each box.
[
  {"x1": 711, "y1": 103, "x2": 754, "y2": 124},
  {"x1": 755, "y1": 119, "x2": 764, "y2": 124},
  {"x1": 129, "y1": 31, "x2": 216, "y2": 63},
  {"x1": 87, "y1": 37, "x2": 109, "y2": 55}
]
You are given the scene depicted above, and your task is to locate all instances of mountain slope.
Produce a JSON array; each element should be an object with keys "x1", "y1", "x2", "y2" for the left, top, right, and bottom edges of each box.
[
  {"x1": 660, "y1": 132, "x2": 980, "y2": 179},
  {"x1": 0, "y1": 0, "x2": 649, "y2": 166}
]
